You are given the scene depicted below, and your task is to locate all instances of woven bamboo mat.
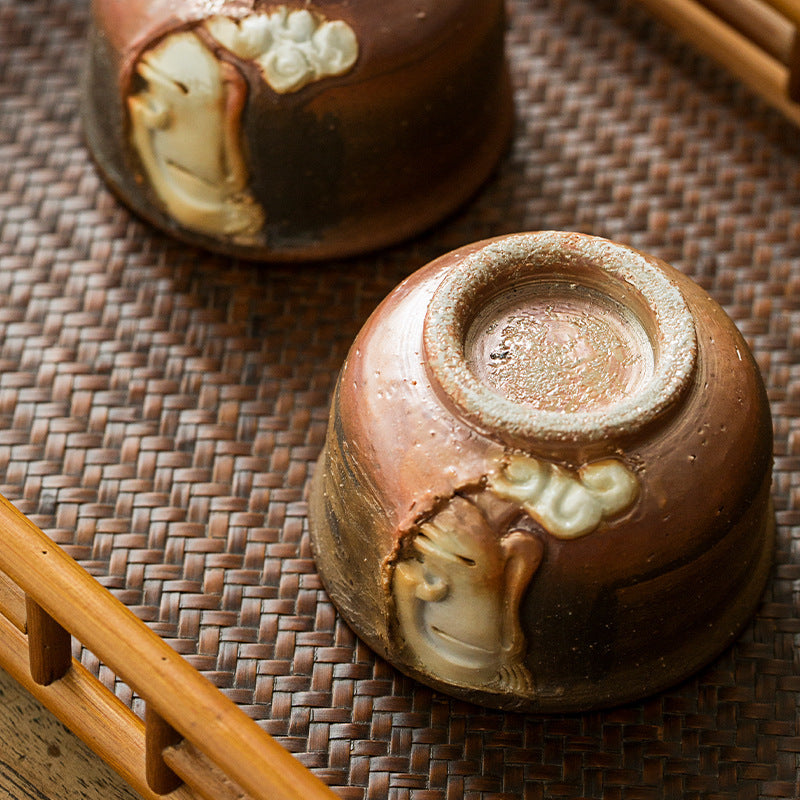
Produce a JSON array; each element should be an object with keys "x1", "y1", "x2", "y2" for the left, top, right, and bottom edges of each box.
[{"x1": 2, "y1": 0, "x2": 800, "y2": 798}]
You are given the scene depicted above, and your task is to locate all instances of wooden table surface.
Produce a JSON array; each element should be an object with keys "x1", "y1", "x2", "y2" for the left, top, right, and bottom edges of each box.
[{"x1": 0, "y1": 667, "x2": 142, "y2": 800}]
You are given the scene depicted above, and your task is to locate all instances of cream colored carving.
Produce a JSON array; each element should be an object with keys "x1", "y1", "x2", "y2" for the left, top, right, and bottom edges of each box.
[
  {"x1": 393, "y1": 497, "x2": 543, "y2": 693},
  {"x1": 391, "y1": 456, "x2": 638, "y2": 695},
  {"x1": 127, "y1": 9, "x2": 357, "y2": 239},
  {"x1": 489, "y1": 456, "x2": 639, "y2": 539},
  {"x1": 128, "y1": 32, "x2": 264, "y2": 238},
  {"x1": 205, "y1": 9, "x2": 359, "y2": 93}
]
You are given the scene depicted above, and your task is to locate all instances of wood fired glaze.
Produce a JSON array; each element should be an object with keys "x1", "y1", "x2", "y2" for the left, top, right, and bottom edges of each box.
[
  {"x1": 126, "y1": 9, "x2": 358, "y2": 239},
  {"x1": 309, "y1": 232, "x2": 774, "y2": 712},
  {"x1": 83, "y1": 0, "x2": 512, "y2": 259},
  {"x1": 391, "y1": 455, "x2": 638, "y2": 695}
]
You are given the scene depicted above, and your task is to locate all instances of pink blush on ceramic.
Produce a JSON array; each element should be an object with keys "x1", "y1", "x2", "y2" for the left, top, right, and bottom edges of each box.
[{"x1": 465, "y1": 283, "x2": 654, "y2": 413}]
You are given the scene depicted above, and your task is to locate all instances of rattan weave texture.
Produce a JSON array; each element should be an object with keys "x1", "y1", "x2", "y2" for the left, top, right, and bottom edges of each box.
[{"x1": 1, "y1": 0, "x2": 799, "y2": 798}]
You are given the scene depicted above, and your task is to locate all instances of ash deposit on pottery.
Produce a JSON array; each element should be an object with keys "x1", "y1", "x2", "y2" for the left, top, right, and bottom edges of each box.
[{"x1": 466, "y1": 284, "x2": 653, "y2": 413}]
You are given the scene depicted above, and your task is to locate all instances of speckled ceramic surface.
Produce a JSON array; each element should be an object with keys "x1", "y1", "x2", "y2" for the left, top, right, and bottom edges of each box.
[
  {"x1": 3, "y1": 0, "x2": 800, "y2": 795},
  {"x1": 309, "y1": 232, "x2": 774, "y2": 712},
  {"x1": 82, "y1": 0, "x2": 512, "y2": 260}
]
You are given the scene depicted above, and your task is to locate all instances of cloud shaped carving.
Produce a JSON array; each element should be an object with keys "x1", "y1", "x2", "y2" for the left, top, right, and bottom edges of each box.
[{"x1": 206, "y1": 8, "x2": 359, "y2": 93}]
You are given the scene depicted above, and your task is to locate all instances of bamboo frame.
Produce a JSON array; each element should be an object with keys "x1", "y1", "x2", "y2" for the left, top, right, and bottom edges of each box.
[
  {"x1": 0, "y1": 494, "x2": 338, "y2": 800},
  {"x1": 631, "y1": 0, "x2": 800, "y2": 126},
  {"x1": 3, "y1": 7, "x2": 796, "y2": 794}
]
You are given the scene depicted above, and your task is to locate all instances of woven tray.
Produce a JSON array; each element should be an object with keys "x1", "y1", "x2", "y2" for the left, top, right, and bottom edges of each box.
[{"x1": 2, "y1": 0, "x2": 799, "y2": 797}]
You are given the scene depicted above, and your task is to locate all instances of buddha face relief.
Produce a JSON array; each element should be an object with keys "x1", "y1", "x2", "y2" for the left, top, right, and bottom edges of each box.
[
  {"x1": 126, "y1": 7, "x2": 358, "y2": 240},
  {"x1": 128, "y1": 31, "x2": 264, "y2": 239},
  {"x1": 390, "y1": 455, "x2": 639, "y2": 697},
  {"x1": 393, "y1": 496, "x2": 543, "y2": 693}
]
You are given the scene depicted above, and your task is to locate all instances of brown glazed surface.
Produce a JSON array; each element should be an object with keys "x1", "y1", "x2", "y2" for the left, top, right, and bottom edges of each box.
[
  {"x1": 82, "y1": 0, "x2": 512, "y2": 260},
  {"x1": 309, "y1": 231, "x2": 774, "y2": 712}
]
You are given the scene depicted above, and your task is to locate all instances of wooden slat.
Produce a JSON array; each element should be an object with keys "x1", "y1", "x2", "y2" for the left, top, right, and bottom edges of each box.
[
  {"x1": 698, "y1": 0, "x2": 796, "y2": 64},
  {"x1": 632, "y1": 0, "x2": 800, "y2": 125},
  {"x1": 25, "y1": 596, "x2": 72, "y2": 686},
  {"x1": 765, "y1": 0, "x2": 800, "y2": 27},
  {"x1": 163, "y1": 741, "x2": 253, "y2": 800},
  {"x1": 145, "y1": 706, "x2": 184, "y2": 795},
  {"x1": 0, "y1": 610, "x2": 258, "y2": 800},
  {"x1": 0, "y1": 495, "x2": 336, "y2": 800},
  {"x1": 0, "y1": 569, "x2": 26, "y2": 632},
  {"x1": 698, "y1": 0, "x2": 800, "y2": 102},
  {"x1": 0, "y1": 665, "x2": 141, "y2": 800},
  {"x1": 0, "y1": 611, "x2": 195, "y2": 800}
]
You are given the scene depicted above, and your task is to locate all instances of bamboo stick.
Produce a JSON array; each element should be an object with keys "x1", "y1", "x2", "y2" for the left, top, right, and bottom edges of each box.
[
  {"x1": 0, "y1": 611, "x2": 195, "y2": 800},
  {"x1": 146, "y1": 706, "x2": 184, "y2": 795},
  {"x1": 765, "y1": 0, "x2": 800, "y2": 28},
  {"x1": 0, "y1": 610, "x2": 257, "y2": 800},
  {"x1": 0, "y1": 494, "x2": 338, "y2": 800},
  {"x1": 25, "y1": 596, "x2": 73, "y2": 686},
  {"x1": 697, "y1": 0, "x2": 796, "y2": 64},
  {"x1": 163, "y1": 740, "x2": 252, "y2": 800},
  {"x1": 632, "y1": 0, "x2": 800, "y2": 126}
]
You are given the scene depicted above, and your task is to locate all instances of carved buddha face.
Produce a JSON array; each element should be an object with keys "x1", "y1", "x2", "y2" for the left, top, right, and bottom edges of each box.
[
  {"x1": 125, "y1": 8, "x2": 358, "y2": 239},
  {"x1": 390, "y1": 456, "x2": 639, "y2": 695},
  {"x1": 127, "y1": 30, "x2": 263, "y2": 238},
  {"x1": 392, "y1": 496, "x2": 542, "y2": 691}
]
